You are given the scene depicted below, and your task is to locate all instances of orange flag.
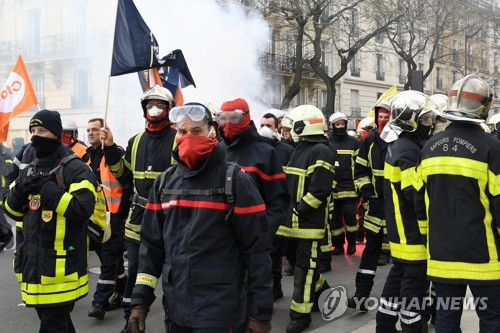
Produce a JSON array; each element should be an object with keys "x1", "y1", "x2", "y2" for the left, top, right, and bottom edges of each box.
[{"x1": 0, "y1": 55, "x2": 38, "y2": 130}]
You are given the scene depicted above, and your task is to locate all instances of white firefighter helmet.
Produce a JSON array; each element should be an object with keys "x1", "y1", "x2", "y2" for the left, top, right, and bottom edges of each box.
[
  {"x1": 205, "y1": 102, "x2": 220, "y2": 120},
  {"x1": 480, "y1": 122, "x2": 492, "y2": 134},
  {"x1": 284, "y1": 105, "x2": 326, "y2": 142},
  {"x1": 266, "y1": 108, "x2": 285, "y2": 120},
  {"x1": 486, "y1": 113, "x2": 500, "y2": 132},
  {"x1": 389, "y1": 90, "x2": 436, "y2": 132},
  {"x1": 347, "y1": 130, "x2": 357, "y2": 137},
  {"x1": 445, "y1": 74, "x2": 492, "y2": 123},
  {"x1": 357, "y1": 116, "x2": 375, "y2": 132},
  {"x1": 328, "y1": 112, "x2": 348, "y2": 125},
  {"x1": 429, "y1": 94, "x2": 448, "y2": 112},
  {"x1": 62, "y1": 118, "x2": 78, "y2": 138},
  {"x1": 140, "y1": 85, "x2": 174, "y2": 114}
]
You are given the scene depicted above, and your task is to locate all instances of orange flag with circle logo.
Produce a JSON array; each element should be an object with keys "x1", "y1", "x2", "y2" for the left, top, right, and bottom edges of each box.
[{"x1": 0, "y1": 55, "x2": 38, "y2": 130}]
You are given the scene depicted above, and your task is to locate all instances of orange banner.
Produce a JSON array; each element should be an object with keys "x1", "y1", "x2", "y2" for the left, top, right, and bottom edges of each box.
[{"x1": 0, "y1": 55, "x2": 38, "y2": 130}]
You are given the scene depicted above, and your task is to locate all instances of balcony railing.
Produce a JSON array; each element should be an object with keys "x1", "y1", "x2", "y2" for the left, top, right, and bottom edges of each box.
[
  {"x1": 351, "y1": 66, "x2": 360, "y2": 77},
  {"x1": 350, "y1": 107, "x2": 361, "y2": 117},
  {"x1": 0, "y1": 29, "x2": 109, "y2": 62},
  {"x1": 259, "y1": 52, "x2": 319, "y2": 78},
  {"x1": 376, "y1": 71, "x2": 385, "y2": 81}
]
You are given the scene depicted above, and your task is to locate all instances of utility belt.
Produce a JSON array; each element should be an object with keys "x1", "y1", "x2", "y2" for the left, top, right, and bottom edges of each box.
[{"x1": 131, "y1": 194, "x2": 148, "y2": 208}]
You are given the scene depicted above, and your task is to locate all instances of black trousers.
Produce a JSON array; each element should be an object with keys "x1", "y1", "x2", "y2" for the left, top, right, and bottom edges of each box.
[
  {"x1": 36, "y1": 303, "x2": 75, "y2": 333},
  {"x1": 434, "y1": 282, "x2": 500, "y2": 333},
  {"x1": 123, "y1": 240, "x2": 139, "y2": 321},
  {"x1": 355, "y1": 228, "x2": 384, "y2": 296},
  {"x1": 376, "y1": 261, "x2": 428, "y2": 333},
  {"x1": 92, "y1": 213, "x2": 127, "y2": 305},
  {"x1": 331, "y1": 198, "x2": 358, "y2": 247},
  {"x1": 289, "y1": 240, "x2": 327, "y2": 322},
  {"x1": 270, "y1": 237, "x2": 285, "y2": 292}
]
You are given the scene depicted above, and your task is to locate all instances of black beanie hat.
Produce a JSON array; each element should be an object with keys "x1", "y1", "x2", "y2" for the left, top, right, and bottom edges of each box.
[{"x1": 29, "y1": 109, "x2": 63, "y2": 139}]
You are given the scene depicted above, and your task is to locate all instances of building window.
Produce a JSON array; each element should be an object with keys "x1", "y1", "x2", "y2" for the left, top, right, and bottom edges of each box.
[
  {"x1": 32, "y1": 74, "x2": 44, "y2": 109},
  {"x1": 436, "y1": 40, "x2": 443, "y2": 58},
  {"x1": 399, "y1": 60, "x2": 406, "y2": 84},
  {"x1": 376, "y1": 54, "x2": 384, "y2": 80},
  {"x1": 467, "y1": 44, "x2": 473, "y2": 66},
  {"x1": 375, "y1": 21, "x2": 383, "y2": 43},
  {"x1": 351, "y1": 53, "x2": 360, "y2": 76},
  {"x1": 436, "y1": 67, "x2": 442, "y2": 90},
  {"x1": 452, "y1": 70, "x2": 458, "y2": 83},
  {"x1": 481, "y1": 49, "x2": 486, "y2": 69},
  {"x1": 318, "y1": 89, "x2": 327, "y2": 110},
  {"x1": 452, "y1": 40, "x2": 458, "y2": 62},
  {"x1": 350, "y1": 90, "x2": 361, "y2": 117},
  {"x1": 26, "y1": 9, "x2": 41, "y2": 57},
  {"x1": 73, "y1": 70, "x2": 91, "y2": 107}
]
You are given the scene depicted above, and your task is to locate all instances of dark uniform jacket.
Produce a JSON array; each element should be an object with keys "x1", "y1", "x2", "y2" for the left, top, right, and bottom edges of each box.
[
  {"x1": 277, "y1": 138, "x2": 336, "y2": 240},
  {"x1": 220, "y1": 122, "x2": 290, "y2": 239},
  {"x1": 415, "y1": 123, "x2": 500, "y2": 284},
  {"x1": 260, "y1": 136, "x2": 294, "y2": 166},
  {"x1": 4, "y1": 145, "x2": 97, "y2": 306},
  {"x1": 104, "y1": 125, "x2": 177, "y2": 243},
  {"x1": 354, "y1": 132, "x2": 388, "y2": 234},
  {"x1": 384, "y1": 133, "x2": 426, "y2": 263},
  {"x1": 329, "y1": 134, "x2": 359, "y2": 199},
  {"x1": 131, "y1": 145, "x2": 273, "y2": 327}
]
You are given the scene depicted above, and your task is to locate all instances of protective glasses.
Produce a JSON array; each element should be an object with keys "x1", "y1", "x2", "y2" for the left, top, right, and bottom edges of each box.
[
  {"x1": 215, "y1": 110, "x2": 246, "y2": 125},
  {"x1": 169, "y1": 105, "x2": 209, "y2": 124},
  {"x1": 146, "y1": 103, "x2": 168, "y2": 110}
]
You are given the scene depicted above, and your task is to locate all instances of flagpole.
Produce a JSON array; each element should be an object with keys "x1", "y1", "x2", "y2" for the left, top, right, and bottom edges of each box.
[{"x1": 102, "y1": 0, "x2": 121, "y2": 149}]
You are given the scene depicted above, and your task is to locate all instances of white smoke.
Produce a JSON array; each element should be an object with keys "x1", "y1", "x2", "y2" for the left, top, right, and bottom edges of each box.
[{"x1": 105, "y1": 0, "x2": 270, "y2": 144}]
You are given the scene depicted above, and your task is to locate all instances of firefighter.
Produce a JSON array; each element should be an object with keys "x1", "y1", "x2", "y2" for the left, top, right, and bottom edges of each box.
[
  {"x1": 128, "y1": 103, "x2": 272, "y2": 333},
  {"x1": 414, "y1": 75, "x2": 500, "y2": 332},
  {"x1": 375, "y1": 91, "x2": 434, "y2": 333},
  {"x1": 4, "y1": 109, "x2": 97, "y2": 332},
  {"x1": 100, "y1": 85, "x2": 177, "y2": 333},
  {"x1": 328, "y1": 112, "x2": 360, "y2": 256},
  {"x1": 348, "y1": 98, "x2": 391, "y2": 311},
  {"x1": 0, "y1": 143, "x2": 13, "y2": 252},
  {"x1": 216, "y1": 98, "x2": 290, "y2": 303},
  {"x1": 429, "y1": 94, "x2": 449, "y2": 136},
  {"x1": 61, "y1": 118, "x2": 87, "y2": 158},
  {"x1": 86, "y1": 118, "x2": 131, "y2": 320},
  {"x1": 259, "y1": 112, "x2": 294, "y2": 166},
  {"x1": 276, "y1": 105, "x2": 336, "y2": 333},
  {"x1": 486, "y1": 113, "x2": 500, "y2": 140}
]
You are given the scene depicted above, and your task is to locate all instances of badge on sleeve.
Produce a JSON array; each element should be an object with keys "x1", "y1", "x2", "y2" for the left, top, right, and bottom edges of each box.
[
  {"x1": 29, "y1": 195, "x2": 41, "y2": 211},
  {"x1": 42, "y1": 210, "x2": 53, "y2": 222}
]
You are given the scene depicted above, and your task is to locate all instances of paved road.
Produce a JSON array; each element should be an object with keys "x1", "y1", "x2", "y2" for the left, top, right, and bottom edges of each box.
[{"x1": 0, "y1": 236, "x2": 395, "y2": 333}]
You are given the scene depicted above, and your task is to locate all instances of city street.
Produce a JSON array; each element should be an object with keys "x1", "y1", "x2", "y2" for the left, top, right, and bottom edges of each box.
[{"x1": 0, "y1": 221, "x2": 478, "y2": 332}]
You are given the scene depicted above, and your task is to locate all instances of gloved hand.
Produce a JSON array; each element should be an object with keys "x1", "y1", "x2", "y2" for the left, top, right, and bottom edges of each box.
[
  {"x1": 36, "y1": 173, "x2": 56, "y2": 192},
  {"x1": 14, "y1": 174, "x2": 42, "y2": 197},
  {"x1": 128, "y1": 304, "x2": 149, "y2": 333},
  {"x1": 245, "y1": 317, "x2": 271, "y2": 333}
]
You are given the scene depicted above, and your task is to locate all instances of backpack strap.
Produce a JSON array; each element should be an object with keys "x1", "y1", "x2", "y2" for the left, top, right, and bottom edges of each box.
[
  {"x1": 157, "y1": 164, "x2": 178, "y2": 197},
  {"x1": 224, "y1": 162, "x2": 239, "y2": 221},
  {"x1": 50, "y1": 155, "x2": 79, "y2": 190}
]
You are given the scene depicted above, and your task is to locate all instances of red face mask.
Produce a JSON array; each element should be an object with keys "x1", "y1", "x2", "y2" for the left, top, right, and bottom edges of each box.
[
  {"x1": 377, "y1": 119, "x2": 389, "y2": 134},
  {"x1": 176, "y1": 134, "x2": 218, "y2": 170}
]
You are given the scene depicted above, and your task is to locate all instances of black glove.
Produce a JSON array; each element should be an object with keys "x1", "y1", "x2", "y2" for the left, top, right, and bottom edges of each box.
[
  {"x1": 36, "y1": 173, "x2": 56, "y2": 192},
  {"x1": 14, "y1": 174, "x2": 42, "y2": 197},
  {"x1": 128, "y1": 304, "x2": 149, "y2": 333}
]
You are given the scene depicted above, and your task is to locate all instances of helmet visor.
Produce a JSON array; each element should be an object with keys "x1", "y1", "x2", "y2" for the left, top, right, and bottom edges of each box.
[
  {"x1": 169, "y1": 105, "x2": 209, "y2": 125},
  {"x1": 215, "y1": 110, "x2": 246, "y2": 125}
]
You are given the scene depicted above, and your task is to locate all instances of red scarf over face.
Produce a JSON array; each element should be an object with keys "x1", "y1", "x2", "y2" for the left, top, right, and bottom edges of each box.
[
  {"x1": 220, "y1": 98, "x2": 251, "y2": 140},
  {"x1": 377, "y1": 108, "x2": 390, "y2": 134},
  {"x1": 176, "y1": 134, "x2": 218, "y2": 170}
]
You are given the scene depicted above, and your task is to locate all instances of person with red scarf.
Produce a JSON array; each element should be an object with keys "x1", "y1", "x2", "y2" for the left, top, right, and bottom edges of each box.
[
  {"x1": 100, "y1": 85, "x2": 177, "y2": 333},
  {"x1": 128, "y1": 103, "x2": 272, "y2": 333},
  {"x1": 216, "y1": 98, "x2": 290, "y2": 305},
  {"x1": 348, "y1": 98, "x2": 392, "y2": 311}
]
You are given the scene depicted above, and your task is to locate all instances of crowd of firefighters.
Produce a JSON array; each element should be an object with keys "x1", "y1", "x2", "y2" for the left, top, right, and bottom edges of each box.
[{"x1": 0, "y1": 73, "x2": 500, "y2": 333}]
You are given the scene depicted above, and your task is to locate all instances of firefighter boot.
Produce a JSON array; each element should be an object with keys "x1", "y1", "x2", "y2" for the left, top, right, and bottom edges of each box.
[{"x1": 347, "y1": 292, "x2": 369, "y2": 312}]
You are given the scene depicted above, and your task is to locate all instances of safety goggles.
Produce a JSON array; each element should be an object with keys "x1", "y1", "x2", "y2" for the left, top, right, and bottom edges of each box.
[
  {"x1": 215, "y1": 110, "x2": 246, "y2": 125},
  {"x1": 169, "y1": 105, "x2": 209, "y2": 124},
  {"x1": 145, "y1": 103, "x2": 168, "y2": 110}
]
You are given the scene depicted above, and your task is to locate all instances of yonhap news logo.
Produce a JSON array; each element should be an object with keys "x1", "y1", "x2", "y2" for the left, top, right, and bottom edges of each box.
[{"x1": 317, "y1": 286, "x2": 348, "y2": 321}]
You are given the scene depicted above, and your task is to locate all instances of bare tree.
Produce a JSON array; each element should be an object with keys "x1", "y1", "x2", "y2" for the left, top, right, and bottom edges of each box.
[
  {"x1": 307, "y1": 0, "x2": 400, "y2": 117},
  {"x1": 383, "y1": 0, "x2": 483, "y2": 90}
]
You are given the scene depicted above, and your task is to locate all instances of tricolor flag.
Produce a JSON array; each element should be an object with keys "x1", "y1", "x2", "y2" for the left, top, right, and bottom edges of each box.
[
  {"x1": 0, "y1": 55, "x2": 38, "y2": 133},
  {"x1": 110, "y1": 0, "x2": 161, "y2": 76},
  {"x1": 138, "y1": 50, "x2": 196, "y2": 106}
]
